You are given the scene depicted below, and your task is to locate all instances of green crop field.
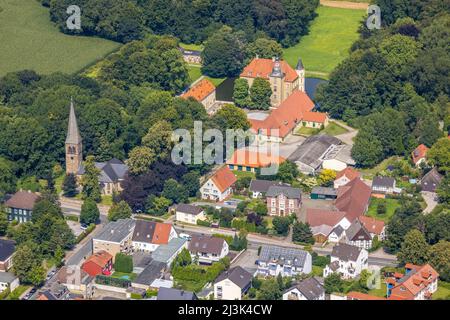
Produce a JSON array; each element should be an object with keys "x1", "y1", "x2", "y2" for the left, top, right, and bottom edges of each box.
[
  {"x1": 283, "y1": 5, "x2": 365, "y2": 79},
  {"x1": 0, "y1": 0, "x2": 121, "y2": 77}
]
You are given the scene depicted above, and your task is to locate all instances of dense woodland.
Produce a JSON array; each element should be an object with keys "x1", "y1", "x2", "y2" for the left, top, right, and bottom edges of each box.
[{"x1": 41, "y1": 0, "x2": 319, "y2": 47}]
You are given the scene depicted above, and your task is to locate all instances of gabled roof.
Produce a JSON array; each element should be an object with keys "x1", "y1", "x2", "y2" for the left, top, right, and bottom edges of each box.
[
  {"x1": 335, "y1": 178, "x2": 371, "y2": 222},
  {"x1": 5, "y1": 191, "x2": 39, "y2": 210},
  {"x1": 176, "y1": 204, "x2": 204, "y2": 216},
  {"x1": 94, "y1": 218, "x2": 135, "y2": 243},
  {"x1": 0, "y1": 272, "x2": 17, "y2": 284},
  {"x1": 181, "y1": 78, "x2": 215, "y2": 102},
  {"x1": 249, "y1": 179, "x2": 289, "y2": 193},
  {"x1": 311, "y1": 224, "x2": 333, "y2": 237},
  {"x1": 411, "y1": 144, "x2": 428, "y2": 164},
  {"x1": 420, "y1": 167, "x2": 443, "y2": 192},
  {"x1": 330, "y1": 225, "x2": 344, "y2": 237},
  {"x1": 78, "y1": 158, "x2": 128, "y2": 183},
  {"x1": 132, "y1": 220, "x2": 174, "y2": 245},
  {"x1": 358, "y1": 216, "x2": 385, "y2": 235},
  {"x1": 285, "y1": 277, "x2": 324, "y2": 300},
  {"x1": 302, "y1": 111, "x2": 328, "y2": 123},
  {"x1": 0, "y1": 239, "x2": 15, "y2": 262},
  {"x1": 266, "y1": 185, "x2": 301, "y2": 200},
  {"x1": 157, "y1": 287, "x2": 198, "y2": 300},
  {"x1": 152, "y1": 238, "x2": 187, "y2": 264},
  {"x1": 388, "y1": 264, "x2": 439, "y2": 300},
  {"x1": 188, "y1": 235, "x2": 226, "y2": 255},
  {"x1": 306, "y1": 208, "x2": 347, "y2": 228},
  {"x1": 214, "y1": 266, "x2": 253, "y2": 289},
  {"x1": 133, "y1": 260, "x2": 166, "y2": 286},
  {"x1": 331, "y1": 243, "x2": 364, "y2": 262},
  {"x1": 83, "y1": 251, "x2": 112, "y2": 268},
  {"x1": 250, "y1": 90, "x2": 315, "y2": 138},
  {"x1": 208, "y1": 166, "x2": 237, "y2": 193},
  {"x1": 258, "y1": 245, "x2": 309, "y2": 268},
  {"x1": 226, "y1": 149, "x2": 285, "y2": 168},
  {"x1": 241, "y1": 58, "x2": 298, "y2": 82},
  {"x1": 345, "y1": 220, "x2": 371, "y2": 242},
  {"x1": 335, "y1": 167, "x2": 360, "y2": 181},
  {"x1": 372, "y1": 176, "x2": 395, "y2": 189}
]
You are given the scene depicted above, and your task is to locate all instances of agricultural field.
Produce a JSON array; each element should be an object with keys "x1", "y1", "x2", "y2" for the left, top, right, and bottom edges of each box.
[
  {"x1": 283, "y1": 5, "x2": 365, "y2": 79},
  {"x1": 0, "y1": 0, "x2": 120, "y2": 76}
]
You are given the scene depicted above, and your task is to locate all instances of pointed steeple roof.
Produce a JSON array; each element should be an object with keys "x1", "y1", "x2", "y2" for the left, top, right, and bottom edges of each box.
[
  {"x1": 296, "y1": 58, "x2": 304, "y2": 70},
  {"x1": 66, "y1": 98, "x2": 82, "y2": 145}
]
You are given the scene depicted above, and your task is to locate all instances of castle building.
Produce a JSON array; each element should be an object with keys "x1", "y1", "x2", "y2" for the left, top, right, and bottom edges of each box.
[{"x1": 240, "y1": 57, "x2": 305, "y2": 107}]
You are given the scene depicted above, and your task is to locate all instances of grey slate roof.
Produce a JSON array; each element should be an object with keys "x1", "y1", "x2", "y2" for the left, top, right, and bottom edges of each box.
[
  {"x1": 94, "y1": 218, "x2": 135, "y2": 243},
  {"x1": 65, "y1": 99, "x2": 82, "y2": 145},
  {"x1": 78, "y1": 158, "x2": 128, "y2": 184},
  {"x1": 345, "y1": 220, "x2": 371, "y2": 242},
  {"x1": 288, "y1": 135, "x2": 342, "y2": 170},
  {"x1": 249, "y1": 179, "x2": 289, "y2": 193},
  {"x1": 188, "y1": 235, "x2": 225, "y2": 255},
  {"x1": 178, "y1": 47, "x2": 202, "y2": 57},
  {"x1": 176, "y1": 203, "x2": 204, "y2": 215},
  {"x1": 152, "y1": 238, "x2": 187, "y2": 264},
  {"x1": 259, "y1": 245, "x2": 309, "y2": 268},
  {"x1": 0, "y1": 239, "x2": 15, "y2": 262},
  {"x1": 331, "y1": 243, "x2": 363, "y2": 262},
  {"x1": 311, "y1": 187, "x2": 337, "y2": 197},
  {"x1": 296, "y1": 58, "x2": 304, "y2": 70},
  {"x1": 157, "y1": 287, "x2": 198, "y2": 300},
  {"x1": 214, "y1": 266, "x2": 253, "y2": 289},
  {"x1": 266, "y1": 185, "x2": 301, "y2": 199},
  {"x1": 133, "y1": 260, "x2": 166, "y2": 286},
  {"x1": 132, "y1": 219, "x2": 157, "y2": 244},
  {"x1": 330, "y1": 225, "x2": 344, "y2": 237},
  {"x1": 0, "y1": 272, "x2": 17, "y2": 283},
  {"x1": 285, "y1": 277, "x2": 324, "y2": 300},
  {"x1": 372, "y1": 176, "x2": 395, "y2": 189},
  {"x1": 421, "y1": 168, "x2": 443, "y2": 193}
]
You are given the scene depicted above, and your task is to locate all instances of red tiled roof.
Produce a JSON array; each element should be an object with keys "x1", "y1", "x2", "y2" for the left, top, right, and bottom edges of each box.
[
  {"x1": 358, "y1": 216, "x2": 385, "y2": 235},
  {"x1": 84, "y1": 251, "x2": 112, "y2": 267},
  {"x1": 240, "y1": 58, "x2": 298, "y2": 82},
  {"x1": 335, "y1": 167, "x2": 360, "y2": 181},
  {"x1": 181, "y1": 79, "x2": 215, "y2": 102},
  {"x1": 411, "y1": 144, "x2": 428, "y2": 164},
  {"x1": 152, "y1": 223, "x2": 172, "y2": 245},
  {"x1": 301, "y1": 111, "x2": 328, "y2": 123},
  {"x1": 226, "y1": 149, "x2": 285, "y2": 168},
  {"x1": 250, "y1": 90, "x2": 315, "y2": 138},
  {"x1": 335, "y1": 179, "x2": 371, "y2": 222},
  {"x1": 306, "y1": 208, "x2": 347, "y2": 227},
  {"x1": 210, "y1": 166, "x2": 237, "y2": 193},
  {"x1": 388, "y1": 264, "x2": 439, "y2": 300},
  {"x1": 347, "y1": 291, "x2": 386, "y2": 300}
]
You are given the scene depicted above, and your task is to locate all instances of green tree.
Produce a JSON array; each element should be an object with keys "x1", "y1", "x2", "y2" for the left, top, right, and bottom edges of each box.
[
  {"x1": 249, "y1": 78, "x2": 272, "y2": 110},
  {"x1": 172, "y1": 248, "x2": 192, "y2": 268},
  {"x1": 0, "y1": 210, "x2": 8, "y2": 236},
  {"x1": 212, "y1": 104, "x2": 251, "y2": 132},
  {"x1": 276, "y1": 161, "x2": 299, "y2": 183},
  {"x1": 324, "y1": 273, "x2": 344, "y2": 294},
  {"x1": 377, "y1": 200, "x2": 387, "y2": 215},
  {"x1": 292, "y1": 222, "x2": 314, "y2": 244},
  {"x1": 256, "y1": 278, "x2": 281, "y2": 300},
  {"x1": 427, "y1": 138, "x2": 450, "y2": 173},
  {"x1": 141, "y1": 120, "x2": 173, "y2": 160},
  {"x1": 233, "y1": 78, "x2": 250, "y2": 108},
  {"x1": 62, "y1": 173, "x2": 78, "y2": 197},
  {"x1": 181, "y1": 172, "x2": 201, "y2": 197},
  {"x1": 114, "y1": 253, "x2": 133, "y2": 273},
  {"x1": 108, "y1": 201, "x2": 132, "y2": 221},
  {"x1": 245, "y1": 38, "x2": 283, "y2": 60},
  {"x1": 428, "y1": 240, "x2": 450, "y2": 281},
  {"x1": 12, "y1": 243, "x2": 44, "y2": 285},
  {"x1": 81, "y1": 156, "x2": 101, "y2": 202},
  {"x1": 0, "y1": 157, "x2": 16, "y2": 197},
  {"x1": 80, "y1": 199, "x2": 100, "y2": 225},
  {"x1": 31, "y1": 196, "x2": 63, "y2": 222},
  {"x1": 379, "y1": 34, "x2": 421, "y2": 76},
  {"x1": 272, "y1": 216, "x2": 290, "y2": 236},
  {"x1": 126, "y1": 146, "x2": 156, "y2": 176},
  {"x1": 416, "y1": 116, "x2": 443, "y2": 148},
  {"x1": 352, "y1": 125, "x2": 384, "y2": 167},
  {"x1": 397, "y1": 229, "x2": 430, "y2": 266},
  {"x1": 146, "y1": 195, "x2": 172, "y2": 216},
  {"x1": 162, "y1": 179, "x2": 188, "y2": 204},
  {"x1": 436, "y1": 175, "x2": 450, "y2": 205}
]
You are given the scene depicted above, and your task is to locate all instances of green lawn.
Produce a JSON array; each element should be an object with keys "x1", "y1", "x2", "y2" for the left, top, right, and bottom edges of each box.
[
  {"x1": 187, "y1": 65, "x2": 203, "y2": 84},
  {"x1": 433, "y1": 281, "x2": 450, "y2": 300},
  {"x1": 232, "y1": 170, "x2": 256, "y2": 179},
  {"x1": 6, "y1": 285, "x2": 31, "y2": 300},
  {"x1": 0, "y1": 0, "x2": 121, "y2": 76},
  {"x1": 295, "y1": 126, "x2": 321, "y2": 136},
  {"x1": 111, "y1": 272, "x2": 137, "y2": 281},
  {"x1": 295, "y1": 122, "x2": 349, "y2": 137},
  {"x1": 312, "y1": 265, "x2": 324, "y2": 277},
  {"x1": 366, "y1": 198, "x2": 401, "y2": 222},
  {"x1": 180, "y1": 42, "x2": 204, "y2": 51},
  {"x1": 360, "y1": 156, "x2": 400, "y2": 179},
  {"x1": 283, "y1": 5, "x2": 365, "y2": 78},
  {"x1": 367, "y1": 282, "x2": 387, "y2": 299}
]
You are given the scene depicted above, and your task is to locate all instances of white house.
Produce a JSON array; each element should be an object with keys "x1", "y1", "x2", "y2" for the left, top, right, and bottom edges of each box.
[
  {"x1": 188, "y1": 235, "x2": 229, "y2": 264},
  {"x1": 200, "y1": 166, "x2": 237, "y2": 202},
  {"x1": 323, "y1": 243, "x2": 368, "y2": 279},
  {"x1": 256, "y1": 245, "x2": 312, "y2": 277},
  {"x1": 132, "y1": 220, "x2": 177, "y2": 253},
  {"x1": 282, "y1": 277, "x2": 325, "y2": 300},
  {"x1": 174, "y1": 204, "x2": 205, "y2": 225},
  {"x1": 0, "y1": 272, "x2": 19, "y2": 293},
  {"x1": 334, "y1": 167, "x2": 360, "y2": 189},
  {"x1": 372, "y1": 176, "x2": 401, "y2": 195},
  {"x1": 214, "y1": 266, "x2": 253, "y2": 300}
]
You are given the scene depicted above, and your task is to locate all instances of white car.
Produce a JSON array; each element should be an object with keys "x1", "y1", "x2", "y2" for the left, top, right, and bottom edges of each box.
[{"x1": 179, "y1": 233, "x2": 192, "y2": 241}]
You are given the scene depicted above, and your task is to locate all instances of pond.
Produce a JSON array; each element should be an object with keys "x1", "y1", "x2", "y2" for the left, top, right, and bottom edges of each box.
[{"x1": 215, "y1": 77, "x2": 328, "y2": 102}]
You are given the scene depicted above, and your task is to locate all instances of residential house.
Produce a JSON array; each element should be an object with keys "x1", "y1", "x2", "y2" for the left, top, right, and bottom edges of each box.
[
  {"x1": 178, "y1": 47, "x2": 202, "y2": 64},
  {"x1": 174, "y1": 204, "x2": 206, "y2": 225},
  {"x1": 188, "y1": 235, "x2": 229, "y2": 264},
  {"x1": 420, "y1": 167, "x2": 443, "y2": 193},
  {"x1": 310, "y1": 187, "x2": 337, "y2": 200},
  {"x1": 157, "y1": 287, "x2": 198, "y2": 300},
  {"x1": 240, "y1": 57, "x2": 305, "y2": 107},
  {"x1": 181, "y1": 78, "x2": 216, "y2": 112},
  {"x1": 335, "y1": 178, "x2": 372, "y2": 222},
  {"x1": 305, "y1": 209, "x2": 350, "y2": 243},
  {"x1": 386, "y1": 264, "x2": 439, "y2": 300},
  {"x1": 151, "y1": 237, "x2": 188, "y2": 267},
  {"x1": 81, "y1": 251, "x2": 113, "y2": 277},
  {"x1": 0, "y1": 272, "x2": 19, "y2": 293},
  {"x1": 37, "y1": 283, "x2": 70, "y2": 301},
  {"x1": 132, "y1": 260, "x2": 167, "y2": 290},
  {"x1": 256, "y1": 245, "x2": 312, "y2": 277},
  {"x1": 266, "y1": 185, "x2": 301, "y2": 217},
  {"x1": 0, "y1": 239, "x2": 15, "y2": 272},
  {"x1": 282, "y1": 277, "x2": 325, "y2": 300},
  {"x1": 92, "y1": 218, "x2": 135, "y2": 259},
  {"x1": 334, "y1": 167, "x2": 360, "y2": 189},
  {"x1": 323, "y1": 243, "x2": 368, "y2": 279},
  {"x1": 132, "y1": 220, "x2": 177, "y2": 253},
  {"x1": 4, "y1": 190, "x2": 39, "y2": 223},
  {"x1": 358, "y1": 216, "x2": 386, "y2": 241},
  {"x1": 372, "y1": 176, "x2": 400, "y2": 197},
  {"x1": 249, "y1": 179, "x2": 289, "y2": 198},
  {"x1": 226, "y1": 149, "x2": 285, "y2": 173},
  {"x1": 200, "y1": 166, "x2": 237, "y2": 202},
  {"x1": 249, "y1": 90, "x2": 327, "y2": 143},
  {"x1": 411, "y1": 144, "x2": 428, "y2": 167},
  {"x1": 214, "y1": 266, "x2": 253, "y2": 300},
  {"x1": 56, "y1": 266, "x2": 95, "y2": 299},
  {"x1": 343, "y1": 219, "x2": 372, "y2": 250}
]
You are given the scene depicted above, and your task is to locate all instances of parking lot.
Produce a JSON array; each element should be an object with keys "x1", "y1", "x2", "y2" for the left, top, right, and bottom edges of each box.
[{"x1": 298, "y1": 195, "x2": 336, "y2": 222}]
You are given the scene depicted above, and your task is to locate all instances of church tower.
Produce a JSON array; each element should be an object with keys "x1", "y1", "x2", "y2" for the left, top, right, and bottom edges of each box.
[
  {"x1": 269, "y1": 57, "x2": 285, "y2": 107},
  {"x1": 296, "y1": 58, "x2": 306, "y2": 92},
  {"x1": 65, "y1": 98, "x2": 83, "y2": 175}
]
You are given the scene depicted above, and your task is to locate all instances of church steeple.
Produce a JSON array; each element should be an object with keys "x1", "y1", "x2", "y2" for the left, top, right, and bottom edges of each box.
[{"x1": 65, "y1": 98, "x2": 83, "y2": 174}]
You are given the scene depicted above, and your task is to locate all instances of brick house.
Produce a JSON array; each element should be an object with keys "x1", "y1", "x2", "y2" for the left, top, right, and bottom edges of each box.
[
  {"x1": 81, "y1": 251, "x2": 113, "y2": 277},
  {"x1": 266, "y1": 185, "x2": 301, "y2": 216}
]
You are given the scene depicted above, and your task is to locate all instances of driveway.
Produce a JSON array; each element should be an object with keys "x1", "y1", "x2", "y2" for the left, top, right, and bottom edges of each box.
[
  {"x1": 230, "y1": 248, "x2": 259, "y2": 274},
  {"x1": 421, "y1": 191, "x2": 439, "y2": 214}
]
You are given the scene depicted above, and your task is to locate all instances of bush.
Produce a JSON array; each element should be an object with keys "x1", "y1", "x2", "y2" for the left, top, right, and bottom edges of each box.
[
  {"x1": 197, "y1": 219, "x2": 211, "y2": 227},
  {"x1": 75, "y1": 224, "x2": 95, "y2": 243},
  {"x1": 96, "y1": 275, "x2": 130, "y2": 288},
  {"x1": 130, "y1": 292, "x2": 143, "y2": 300},
  {"x1": 146, "y1": 289, "x2": 158, "y2": 297},
  {"x1": 65, "y1": 215, "x2": 79, "y2": 222},
  {"x1": 114, "y1": 253, "x2": 133, "y2": 273}
]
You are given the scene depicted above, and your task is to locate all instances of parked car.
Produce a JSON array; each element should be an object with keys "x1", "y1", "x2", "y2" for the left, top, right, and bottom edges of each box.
[{"x1": 179, "y1": 233, "x2": 192, "y2": 241}]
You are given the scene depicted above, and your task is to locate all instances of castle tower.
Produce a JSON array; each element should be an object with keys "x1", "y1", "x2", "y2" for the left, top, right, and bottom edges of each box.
[
  {"x1": 269, "y1": 57, "x2": 285, "y2": 107},
  {"x1": 65, "y1": 98, "x2": 83, "y2": 175},
  {"x1": 296, "y1": 58, "x2": 305, "y2": 92}
]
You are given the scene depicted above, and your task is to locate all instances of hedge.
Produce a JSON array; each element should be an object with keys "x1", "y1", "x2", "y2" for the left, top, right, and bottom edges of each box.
[
  {"x1": 75, "y1": 223, "x2": 96, "y2": 243},
  {"x1": 197, "y1": 220, "x2": 211, "y2": 227},
  {"x1": 96, "y1": 275, "x2": 130, "y2": 288},
  {"x1": 114, "y1": 253, "x2": 133, "y2": 273}
]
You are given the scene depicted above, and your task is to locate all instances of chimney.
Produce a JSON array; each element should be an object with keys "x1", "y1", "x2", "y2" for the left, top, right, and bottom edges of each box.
[{"x1": 272, "y1": 57, "x2": 276, "y2": 62}]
